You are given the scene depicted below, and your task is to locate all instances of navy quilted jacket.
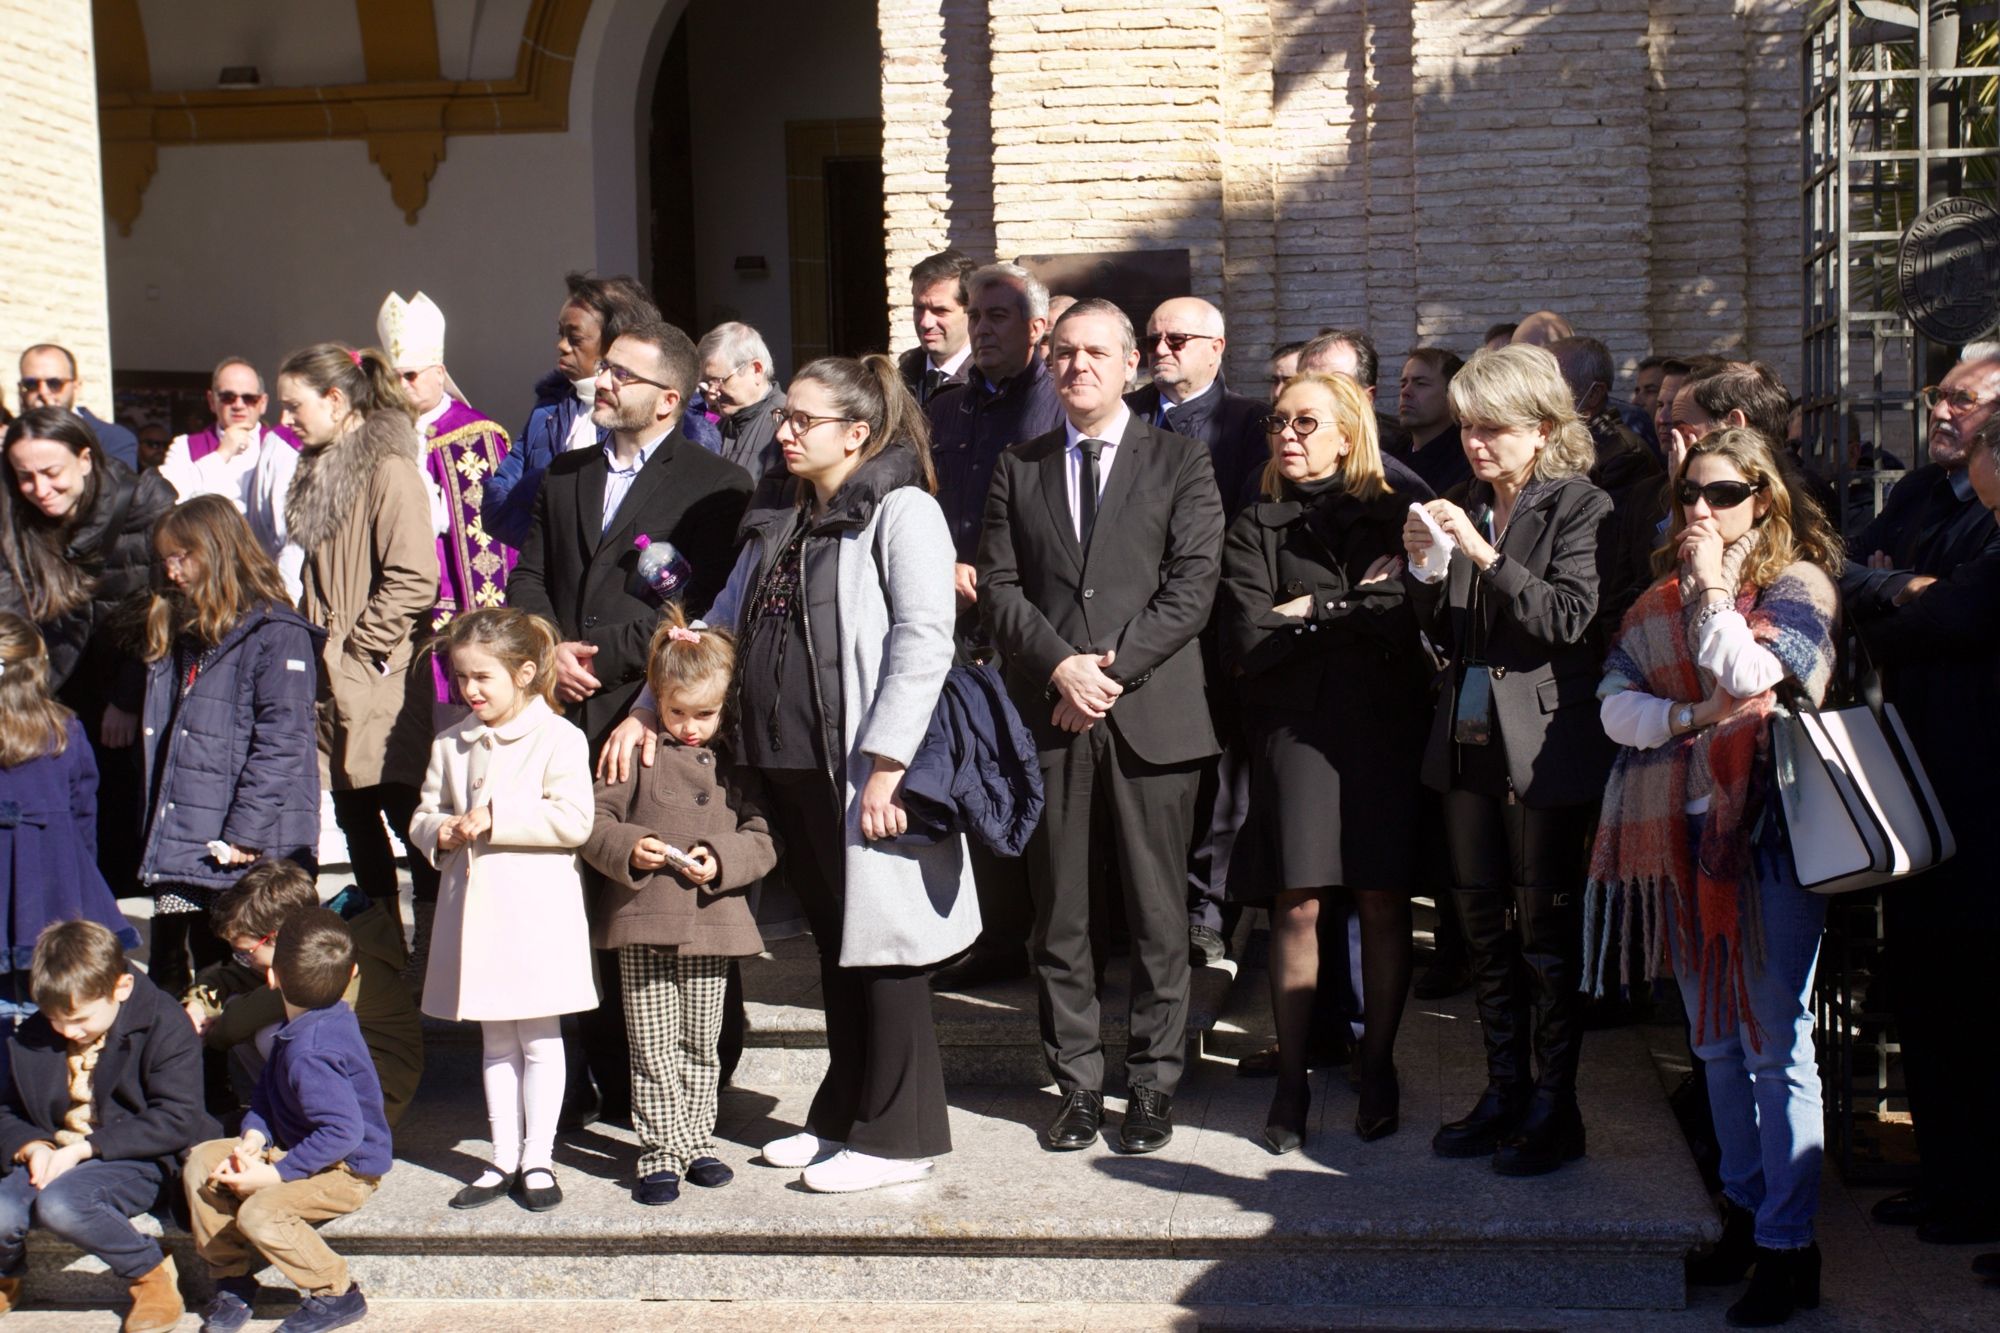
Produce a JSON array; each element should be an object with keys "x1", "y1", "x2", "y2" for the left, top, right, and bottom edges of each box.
[
  {"x1": 138, "y1": 602, "x2": 324, "y2": 890},
  {"x1": 891, "y1": 661, "x2": 1045, "y2": 858}
]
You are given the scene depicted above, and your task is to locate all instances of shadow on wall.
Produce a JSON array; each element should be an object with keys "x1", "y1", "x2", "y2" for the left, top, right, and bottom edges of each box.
[{"x1": 941, "y1": 0, "x2": 994, "y2": 258}]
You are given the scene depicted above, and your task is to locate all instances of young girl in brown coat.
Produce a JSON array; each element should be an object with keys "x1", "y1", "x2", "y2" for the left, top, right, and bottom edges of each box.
[{"x1": 583, "y1": 609, "x2": 777, "y2": 1206}]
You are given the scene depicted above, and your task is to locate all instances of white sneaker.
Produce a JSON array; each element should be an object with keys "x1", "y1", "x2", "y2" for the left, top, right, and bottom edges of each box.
[
  {"x1": 761, "y1": 1132, "x2": 842, "y2": 1168},
  {"x1": 800, "y1": 1149, "x2": 934, "y2": 1194}
]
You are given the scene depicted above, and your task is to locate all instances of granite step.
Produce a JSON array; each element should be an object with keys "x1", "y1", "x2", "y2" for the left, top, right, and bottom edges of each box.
[{"x1": 23, "y1": 977, "x2": 1715, "y2": 1314}]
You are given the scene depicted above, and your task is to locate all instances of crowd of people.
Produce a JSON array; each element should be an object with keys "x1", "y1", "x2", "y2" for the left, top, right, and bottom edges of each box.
[{"x1": 0, "y1": 250, "x2": 1995, "y2": 1333}]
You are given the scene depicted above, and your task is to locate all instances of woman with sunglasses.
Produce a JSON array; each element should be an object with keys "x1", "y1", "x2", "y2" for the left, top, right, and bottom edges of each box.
[
  {"x1": 135, "y1": 495, "x2": 320, "y2": 999},
  {"x1": 1588, "y1": 425, "x2": 1840, "y2": 1327},
  {"x1": 1220, "y1": 371, "x2": 1431, "y2": 1153},
  {"x1": 1400, "y1": 344, "x2": 1612, "y2": 1177}
]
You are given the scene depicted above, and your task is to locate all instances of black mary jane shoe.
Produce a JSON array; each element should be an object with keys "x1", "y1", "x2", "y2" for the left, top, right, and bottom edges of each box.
[
  {"x1": 448, "y1": 1169, "x2": 517, "y2": 1210},
  {"x1": 1045, "y1": 1090, "x2": 1104, "y2": 1151},
  {"x1": 1261, "y1": 1082, "x2": 1310, "y2": 1156},
  {"x1": 516, "y1": 1166, "x2": 564, "y2": 1212},
  {"x1": 1726, "y1": 1243, "x2": 1820, "y2": 1328}
]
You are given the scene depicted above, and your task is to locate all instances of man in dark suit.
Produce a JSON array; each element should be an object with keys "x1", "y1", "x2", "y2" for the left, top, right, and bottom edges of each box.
[
  {"x1": 507, "y1": 318, "x2": 753, "y2": 1128},
  {"x1": 897, "y1": 249, "x2": 978, "y2": 409},
  {"x1": 978, "y1": 299, "x2": 1225, "y2": 1155},
  {"x1": 1840, "y1": 344, "x2": 2000, "y2": 1245}
]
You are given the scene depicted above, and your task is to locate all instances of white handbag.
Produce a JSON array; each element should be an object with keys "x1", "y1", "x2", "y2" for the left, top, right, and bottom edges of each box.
[{"x1": 1770, "y1": 678, "x2": 1954, "y2": 895}]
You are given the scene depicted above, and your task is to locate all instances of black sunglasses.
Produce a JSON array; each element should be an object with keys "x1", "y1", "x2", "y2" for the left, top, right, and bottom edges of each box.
[
  {"x1": 17, "y1": 377, "x2": 69, "y2": 394},
  {"x1": 214, "y1": 390, "x2": 263, "y2": 406},
  {"x1": 1147, "y1": 332, "x2": 1218, "y2": 354},
  {"x1": 1676, "y1": 479, "x2": 1765, "y2": 510}
]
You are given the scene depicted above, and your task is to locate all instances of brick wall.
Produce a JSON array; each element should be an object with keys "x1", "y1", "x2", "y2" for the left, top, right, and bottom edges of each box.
[
  {"x1": 881, "y1": 0, "x2": 1805, "y2": 400},
  {"x1": 0, "y1": 0, "x2": 114, "y2": 418}
]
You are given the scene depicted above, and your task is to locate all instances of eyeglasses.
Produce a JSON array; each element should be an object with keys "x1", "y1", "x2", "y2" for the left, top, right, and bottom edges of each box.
[
  {"x1": 1676, "y1": 479, "x2": 1766, "y2": 510},
  {"x1": 1147, "y1": 332, "x2": 1219, "y2": 355},
  {"x1": 17, "y1": 377, "x2": 70, "y2": 394},
  {"x1": 769, "y1": 408, "x2": 855, "y2": 436},
  {"x1": 595, "y1": 358, "x2": 670, "y2": 391},
  {"x1": 231, "y1": 929, "x2": 279, "y2": 969},
  {"x1": 213, "y1": 390, "x2": 263, "y2": 407},
  {"x1": 1919, "y1": 385, "x2": 1996, "y2": 412},
  {"x1": 699, "y1": 362, "x2": 749, "y2": 392},
  {"x1": 1262, "y1": 413, "x2": 1330, "y2": 438}
]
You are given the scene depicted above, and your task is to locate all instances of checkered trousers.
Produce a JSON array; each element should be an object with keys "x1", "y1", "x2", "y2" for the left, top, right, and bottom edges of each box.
[{"x1": 619, "y1": 945, "x2": 731, "y2": 1178}]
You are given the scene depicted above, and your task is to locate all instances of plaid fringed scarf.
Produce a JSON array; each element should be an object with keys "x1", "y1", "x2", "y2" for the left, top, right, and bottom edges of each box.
[{"x1": 1583, "y1": 560, "x2": 1837, "y2": 1047}]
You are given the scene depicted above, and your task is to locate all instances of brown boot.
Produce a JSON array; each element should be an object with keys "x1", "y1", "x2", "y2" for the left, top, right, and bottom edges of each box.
[
  {"x1": 122, "y1": 1254, "x2": 181, "y2": 1333},
  {"x1": 0, "y1": 1274, "x2": 21, "y2": 1314}
]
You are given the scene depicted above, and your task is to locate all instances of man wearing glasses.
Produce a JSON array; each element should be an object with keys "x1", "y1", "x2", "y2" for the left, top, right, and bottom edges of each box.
[
  {"x1": 377, "y1": 292, "x2": 518, "y2": 715},
  {"x1": 156, "y1": 357, "x2": 306, "y2": 597},
  {"x1": 696, "y1": 321, "x2": 786, "y2": 484},
  {"x1": 16, "y1": 343, "x2": 139, "y2": 468}
]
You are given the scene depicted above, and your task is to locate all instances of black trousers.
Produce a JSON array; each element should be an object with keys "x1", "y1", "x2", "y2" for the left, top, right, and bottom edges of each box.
[
  {"x1": 1440, "y1": 790, "x2": 1593, "y2": 1096},
  {"x1": 1028, "y1": 723, "x2": 1202, "y2": 1097},
  {"x1": 763, "y1": 768, "x2": 950, "y2": 1160},
  {"x1": 329, "y1": 783, "x2": 437, "y2": 907},
  {"x1": 1186, "y1": 744, "x2": 1250, "y2": 936},
  {"x1": 1883, "y1": 883, "x2": 2000, "y2": 1224}
]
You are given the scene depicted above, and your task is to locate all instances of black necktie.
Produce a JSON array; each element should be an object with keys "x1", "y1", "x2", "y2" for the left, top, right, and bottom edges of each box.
[
  {"x1": 1078, "y1": 437, "x2": 1105, "y2": 549},
  {"x1": 923, "y1": 366, "x2": 946, "y2": 403}
]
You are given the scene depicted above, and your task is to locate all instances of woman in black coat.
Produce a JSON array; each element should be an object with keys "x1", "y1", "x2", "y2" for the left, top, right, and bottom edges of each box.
[
  {"x1": 1221, "y1": 371, "x2": 1432, "y2": 1154},
  {"x1": 2, "y1": 408, "x2": 179, "y2": 895},
  {"x1": 1401, "y1": 344, "x2": 1615, "y2": 1178}
]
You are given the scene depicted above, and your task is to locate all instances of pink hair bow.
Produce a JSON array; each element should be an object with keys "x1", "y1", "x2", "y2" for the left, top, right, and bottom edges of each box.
[
  {"x1": 348, "y1": 349, "x2": 364, "y2": 367},
  {"x1": 667, "y1": 626, "x2": 702, "y2": 645}
]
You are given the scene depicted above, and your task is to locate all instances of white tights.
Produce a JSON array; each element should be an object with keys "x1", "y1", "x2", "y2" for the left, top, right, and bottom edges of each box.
[{"x1": 479, "y1": 1016, "x2": 565, "y2": 1174}]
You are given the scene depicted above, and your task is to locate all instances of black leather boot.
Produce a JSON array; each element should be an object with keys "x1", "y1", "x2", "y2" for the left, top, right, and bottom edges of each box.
[
  {"x1": 1494, "y1": 884, "x2": 1586, "y2": 1175},
  {"x1": 1493, "y1": 1087, "x2": 1586, "y2": 1175},
  {"x1": 1433, "y1": 886, "x2": 1529, "y2": 1159},
  {"x1": 1688, "y1": 1198, "x2": 1758, "y2": 1286},
  {"x1": 1726, "y1": 1243, "x2": 1821, "y2": 1327}
]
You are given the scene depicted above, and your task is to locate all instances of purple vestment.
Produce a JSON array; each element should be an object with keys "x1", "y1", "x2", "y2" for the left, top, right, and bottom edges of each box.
[{"x1": 423, "y1": 399, "x2": 517, "y2": 702}]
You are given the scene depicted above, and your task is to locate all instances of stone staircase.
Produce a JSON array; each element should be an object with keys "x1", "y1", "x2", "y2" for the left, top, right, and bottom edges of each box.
[{"x1": 27, "y1": 913, "x2": 1718, "y2": 1319}]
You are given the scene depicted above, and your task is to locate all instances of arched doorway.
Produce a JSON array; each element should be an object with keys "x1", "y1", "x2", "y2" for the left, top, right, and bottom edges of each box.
[{"x1": 645, "y1": 0, "x2": 885, "y2": 374}]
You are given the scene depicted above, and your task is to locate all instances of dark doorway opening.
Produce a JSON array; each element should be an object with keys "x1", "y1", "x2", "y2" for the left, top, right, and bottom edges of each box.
[
  {"x1": 646, "y1": 14, "x2": 697, "y2": 333},
  {"x1": 825, "y1": 155, "x2": 887, "y2": 358}
]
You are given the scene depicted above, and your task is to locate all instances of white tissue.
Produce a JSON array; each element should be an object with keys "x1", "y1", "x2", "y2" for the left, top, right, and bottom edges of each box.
[{"x1": 1408, "y1": 502, "x2": 1455, "y2": 584}]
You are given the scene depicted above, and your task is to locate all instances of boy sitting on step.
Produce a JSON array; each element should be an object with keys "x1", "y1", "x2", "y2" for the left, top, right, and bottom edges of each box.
[
  {"x1": 0, "y1": 920, "x2": 220, "y2": 1333},
  {"x1": 186, "y1": 909, "x2": 392, "y2": 1333},
  {"x1": 185, "y1": 860, "x2": 424, "y2": 1127}
]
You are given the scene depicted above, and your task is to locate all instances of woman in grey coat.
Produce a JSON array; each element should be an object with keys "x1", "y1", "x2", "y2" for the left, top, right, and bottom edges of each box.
[{"x1": 698, "y1": 354, "x2": 974, "y2": 1194}]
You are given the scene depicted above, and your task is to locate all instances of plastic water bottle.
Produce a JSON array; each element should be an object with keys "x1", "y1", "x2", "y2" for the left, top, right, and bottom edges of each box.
[{"x1": 633, "y1": 534, "x2": 692, "y2": 605}]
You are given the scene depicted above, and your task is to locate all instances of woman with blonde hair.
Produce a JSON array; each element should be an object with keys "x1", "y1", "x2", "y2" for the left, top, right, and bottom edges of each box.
[
  {"x1": 1401, "y1": 343, "x2": 1614, "y2": 1176},
  {"x1": 1221, "y1": 371, "x2": 1431, "y2": 1152},
  {"x1": 1588, "y1": 425, "x2": 1840, "y2": 1327},
  {"x1": 137, "y1": 495, "x2": 320, "y2": 997},
  {"x1": 277, "y1": 343, "x2": 441, "y2": 950}
]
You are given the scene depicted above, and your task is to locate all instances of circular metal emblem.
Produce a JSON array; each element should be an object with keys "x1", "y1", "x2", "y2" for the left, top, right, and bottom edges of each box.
[{"x1": 1898, "y1": 197, "x2": 2000, "y2": 344}]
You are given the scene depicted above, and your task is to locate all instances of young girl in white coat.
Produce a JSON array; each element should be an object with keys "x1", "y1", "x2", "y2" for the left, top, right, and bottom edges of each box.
[{"x1": 411, "y1": 608, "x2": 597, "y2": 1213}]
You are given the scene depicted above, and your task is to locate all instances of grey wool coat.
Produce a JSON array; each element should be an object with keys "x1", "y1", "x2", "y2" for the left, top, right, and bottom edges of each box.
[{"x1": 707, "y1": 465, "x2": 979, "y2": 969}]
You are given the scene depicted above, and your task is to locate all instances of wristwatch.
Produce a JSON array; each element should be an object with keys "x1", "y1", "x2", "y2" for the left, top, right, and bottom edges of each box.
[{"x1": 1673, "y1": 702, "x2": 1697, "y2": 735}]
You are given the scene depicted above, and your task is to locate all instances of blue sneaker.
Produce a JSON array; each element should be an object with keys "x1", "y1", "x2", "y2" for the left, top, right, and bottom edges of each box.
[
  {"x1": 199, "y1": 1286, "x2": 254, "y2": 1333},
  {"x1": 277, "y1": 1284, "x2": 368, "y2": 1332}
]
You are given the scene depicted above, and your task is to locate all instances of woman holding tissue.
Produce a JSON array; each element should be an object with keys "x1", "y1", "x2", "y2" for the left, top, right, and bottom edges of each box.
[
  {"x1": 1220, "y1": 372, "x2": 1432, "y2": 1153},
  {"x1": 1402, "y1": 344, "x2": 1614, "y2": 1177}
]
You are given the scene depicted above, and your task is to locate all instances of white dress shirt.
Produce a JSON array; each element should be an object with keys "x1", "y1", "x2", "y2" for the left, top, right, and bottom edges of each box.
[
  {"x1": 1062, "y1": 404, "x2": 1132, "y2": 542},
  {"x1": 159, "y1": 427, "x2": 305, "y2": 599},
  {"x1": 601, "y1": 428, "x2": 669, "y2": 534},
  {"x1": 930, "y1": 343, "x2": 972, "y2": 380}
]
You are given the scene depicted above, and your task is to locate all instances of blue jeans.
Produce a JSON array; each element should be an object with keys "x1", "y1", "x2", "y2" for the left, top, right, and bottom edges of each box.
[
  {"x1": 0, "y1": 1158, "x2": 167, "y2": 1280},
  {"x1": 1672, "y1": 815, "x2": 1826, "y2": 1249}
]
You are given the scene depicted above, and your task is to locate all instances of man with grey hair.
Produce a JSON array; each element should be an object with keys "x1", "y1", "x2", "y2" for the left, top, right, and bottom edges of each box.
[
  {"x1": 925, "y1": 263, "x2": 1065, "y2": 993},
  {"x1": 697, "y1": 321, "x2": 785, "y2": 483},
  {"x1": 978, "y1": 297, "x2": 1224, "y2": 1154}
]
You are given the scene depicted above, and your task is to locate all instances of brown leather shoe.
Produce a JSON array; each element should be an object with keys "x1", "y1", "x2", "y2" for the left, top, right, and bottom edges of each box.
[
  {"x1": 123, "y1": 1254, "x2": 182, "y2": 1333},
  {"x1": 0, "y1": 1274, "x2": 22, "y2": 1314}
]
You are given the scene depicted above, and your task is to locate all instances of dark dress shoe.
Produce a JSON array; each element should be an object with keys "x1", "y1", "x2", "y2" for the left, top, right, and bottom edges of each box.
[
  {"x1": 1189, "y1": 924, "x2": 1227, "y2": 967},
  {"x1": 1261, "y1": 1083, "x2": 1309, "y2": 1155},
  {"x1": 1412, "y1": 957, "x2": 1471, "y2": 1000},
  {"x1": 1725, "y1": 1243, "x2": 1820, "y2": 1328},
  {"x1": 1354, "y1": 1063, "x2": 1399, "y2": 1143},
  {"x1": 516, "y1": 1167, "x2": 563, "y2": 1212},
  {"x1": 1971, "y1": 1251, "x2": 2000, "y2": 1278},
  {"x1": 1045, "y1": 1090, "x2": 1104, "y2": 1151},
  {"x1": 1120, "y1": 1087, "x2": 1174, "y2": 1154},
  {"x1": 633, "y1": 1171, "x2": 681, "y2": 1206},
  {"x1": 1917, "y1": 1212, "x2": 2000, "y2": 1245},
  {"x1": 1492, "y1": 1091, "x2": 1585, "y2": 1176},
  {"x1": 449, "y1": 1170, "x2": 516, "y2": 1210},
  {"x1": 685, "y1": 1157, "x2": 734, "y2": 1188},
  {"x1": 1432, "y1": 1083, "x2": 1527, "y2": 1159},
  {"x1": 929, "y1": 949, "x2": 1029, "y2": 993},
  {"x1": 1688, "y1": 1199, "x2": 1758, "y2": 1286},
  {"x1": 1870, "y1": 1188, "x2": 1924, "y2": 1226}
]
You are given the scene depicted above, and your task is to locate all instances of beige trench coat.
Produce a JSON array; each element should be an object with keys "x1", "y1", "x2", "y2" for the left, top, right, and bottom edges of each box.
[{"x1": 409, "y1": 696, "x2": 600, "y2": 1022}]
